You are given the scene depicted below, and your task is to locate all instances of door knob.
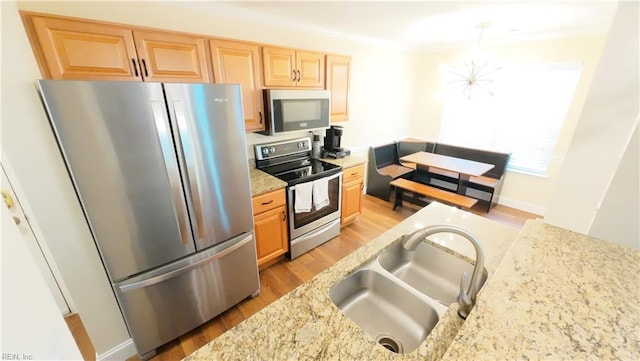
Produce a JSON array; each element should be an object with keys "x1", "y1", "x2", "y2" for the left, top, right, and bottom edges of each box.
[{"x1": 1, "y1": 190, "x2": 14, "y2": 209}]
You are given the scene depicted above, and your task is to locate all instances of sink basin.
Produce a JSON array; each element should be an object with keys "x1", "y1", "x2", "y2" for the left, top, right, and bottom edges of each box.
[
  {"x1": 329, "y1": 269, "x2": 442, "y2": 354},
  {"x1": 378, "y1": 241, "x2": 488, "y2": 306}
]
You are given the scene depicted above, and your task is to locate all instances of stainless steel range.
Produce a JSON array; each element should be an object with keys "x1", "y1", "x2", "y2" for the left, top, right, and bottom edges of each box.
[{"x1": 255, "y1": 137, "x2": 342, "y2": 259}]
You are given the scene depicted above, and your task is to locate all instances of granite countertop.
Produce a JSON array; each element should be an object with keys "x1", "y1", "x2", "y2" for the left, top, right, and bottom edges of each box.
[
  {"x1": 442, "y1": 219, "x2": 640, "y2": 360},
  {"x1": 248, "y1": 155, "x2": 367, "y2": 197},
  {"x1": 320, "y1": 155, "x2": 367, "y2": 169},
  {"x1": 185, "y1": 203, "x2": 521, "y2": 360},
  {"x1": 200, "y1": 170, "x2": 639, "y2": 360},
  {"x1": 249, "y1": 166, "x2": 287, "y2": 197}
]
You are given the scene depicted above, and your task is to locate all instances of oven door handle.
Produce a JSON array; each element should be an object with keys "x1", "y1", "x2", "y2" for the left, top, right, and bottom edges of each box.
[{"x1": 289, "y1": 171, "x2": 342, "y2": 190}]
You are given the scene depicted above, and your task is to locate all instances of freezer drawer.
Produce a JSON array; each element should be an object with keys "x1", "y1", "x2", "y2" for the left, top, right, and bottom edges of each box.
[{"x1": 113, "y1": 233, "x2": 259, "y2": 357}]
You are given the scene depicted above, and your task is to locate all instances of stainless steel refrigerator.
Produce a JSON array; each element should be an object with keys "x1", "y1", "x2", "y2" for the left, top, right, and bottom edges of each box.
[{"x1": 37, "y1": 80, "x2": 260, "y2": 358}]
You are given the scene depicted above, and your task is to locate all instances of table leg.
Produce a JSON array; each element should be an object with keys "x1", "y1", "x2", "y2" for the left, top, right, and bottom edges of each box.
[
  {"x1": 393, "y1": 187, "x2": 403, "y2": 210},
  {"x1": 457, "y1": 174, "x2": 470, "y2": 195}
]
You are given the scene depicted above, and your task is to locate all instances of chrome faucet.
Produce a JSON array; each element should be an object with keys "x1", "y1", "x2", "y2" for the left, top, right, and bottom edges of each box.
[{"x1": 402, "y1": 225, "x2": 486, "y2": 319}]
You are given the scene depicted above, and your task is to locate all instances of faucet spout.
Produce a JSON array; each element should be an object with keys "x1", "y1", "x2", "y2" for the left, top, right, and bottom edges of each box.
[{"x1": 402, "y1": 225, "x2": 485, "y2": 319}]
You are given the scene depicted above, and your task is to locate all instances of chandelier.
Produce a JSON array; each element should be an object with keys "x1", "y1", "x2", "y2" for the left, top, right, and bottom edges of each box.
[{"x1": 447, "y1": 23, "x2": 501, "y2": 99}]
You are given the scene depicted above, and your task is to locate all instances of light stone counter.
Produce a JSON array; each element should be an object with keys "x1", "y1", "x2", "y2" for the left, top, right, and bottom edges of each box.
[
  {"x1": 442, "y1": 219, "x2": 640, "y2": 360},
  {"x1": 248, "y1": 160, "x2": 286, "y2": 197},
  {"x1": 184, "y1": 203, "x2": 520, "y2": 361},
  {"x1": 321, "y1": 155, "x2": 367, "y2": 170},
  {"x1": 249, "y1": 166, "x2": 286, "y2": 197}
]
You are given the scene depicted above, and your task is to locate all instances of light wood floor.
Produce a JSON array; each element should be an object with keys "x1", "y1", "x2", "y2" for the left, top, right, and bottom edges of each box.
[{"x1": 66, "y1": 196, "x2": 538, "y2": 361}]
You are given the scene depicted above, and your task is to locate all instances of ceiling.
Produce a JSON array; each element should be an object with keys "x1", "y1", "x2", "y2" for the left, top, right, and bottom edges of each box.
[{"x1": 174, "y1": 1, "x2": 619, "y2": 51}]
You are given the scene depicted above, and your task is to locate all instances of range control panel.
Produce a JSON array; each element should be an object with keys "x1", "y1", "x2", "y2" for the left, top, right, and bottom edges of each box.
[{"x1": 254, "y1": 137, "x2": 311, "y2": 160}]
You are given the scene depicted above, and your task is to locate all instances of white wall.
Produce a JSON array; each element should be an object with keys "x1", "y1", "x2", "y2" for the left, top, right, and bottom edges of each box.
[
  {"x1": 6, "y1": 0, "x2": 417, "y2": 357},
  {"x1": 1, "y1": 1, "x2": 131, "y2": 357},
  {"x1": 1, "y1": 199, "x2": 82, "y2": 361},
  {"x1": 411, "y1": 34, "x2": 608, "y2": 214},
  {"x1": 544, "y1": 2, "x2": 639, "y2": 242},
  {"x1": 589, "y1": 122, "x2": 639, "y2": 249}
]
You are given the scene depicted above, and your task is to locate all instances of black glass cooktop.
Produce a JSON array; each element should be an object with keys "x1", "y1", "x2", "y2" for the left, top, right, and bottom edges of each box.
[{"x1": 261, "y1": 158, "x2": 342, "y2": 186}]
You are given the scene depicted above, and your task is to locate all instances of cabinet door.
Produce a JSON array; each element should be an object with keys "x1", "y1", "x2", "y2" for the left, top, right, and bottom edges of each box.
[
  {"x1": 326, "y1": 54, "x2": 351, "y2": 121},
  {"x1": 210, "y1": 39, "x2": 265, "y2": 132},
  {"x1": 296, "y1": 51, "x2": 325, "y2": 88},
  {"x1": 341, "y1": 180, "x2": 363, "y2": 225},
  {"x1": 28, "y1": 15, "x2": 141, "y2": 81},
  {"x1": 262, "y1": 46, "x2": 296, "y2": 87},
  {"x1": 254, "y1": 206, "x2": 288, "y2": 267},
  {"x1": 133, "y1": 31, "x2": 211, "y2": 83}
]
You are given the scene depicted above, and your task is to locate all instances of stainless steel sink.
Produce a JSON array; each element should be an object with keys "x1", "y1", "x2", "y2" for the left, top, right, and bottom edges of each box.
[
  {"x1": 329, "y1": 269, "x2": 445, "y2": 354},
  {"x1": 377, "y1": 241, "x2": 488, "y2": 306}
]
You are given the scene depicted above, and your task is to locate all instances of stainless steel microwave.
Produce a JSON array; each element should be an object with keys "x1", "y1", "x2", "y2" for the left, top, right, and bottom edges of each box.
[{"x1": 259, "y1": 89, "x2": 331, "y2": 135}]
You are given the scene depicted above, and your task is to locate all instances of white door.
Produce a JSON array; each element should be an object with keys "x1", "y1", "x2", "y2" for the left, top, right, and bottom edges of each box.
[
  {"x1": 1, "y1": 182, "x2": 83, "y2": 360},
  {"x1": 1, "y1": 164, "x2": 70, "y2": 314}
]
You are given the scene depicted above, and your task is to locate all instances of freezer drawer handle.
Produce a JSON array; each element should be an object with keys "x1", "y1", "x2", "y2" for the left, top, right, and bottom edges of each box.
[{"x1": 118, "y1": 235, "x2": 251, "y2": 293}]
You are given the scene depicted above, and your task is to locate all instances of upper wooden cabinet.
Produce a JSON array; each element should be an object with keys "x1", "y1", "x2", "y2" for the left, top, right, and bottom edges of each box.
[
  {"x1": 27, "y1": 15, "x2": 141, "y2": 81},
  {"x1": 262, "y1": 46, "x2": 324, "y2": 88},
  {"x1": 326, "y1": 54, "x2": 351, "y2": 122},
  {"x1": 210, "y1": 39, "x2": 264, "y2": 132},
  {"x1": 23, "y1": 13, "x2": 211, "y2": 83},
  {"x1": 132, "y1": 31, "x2": 211, "y2": 83}
]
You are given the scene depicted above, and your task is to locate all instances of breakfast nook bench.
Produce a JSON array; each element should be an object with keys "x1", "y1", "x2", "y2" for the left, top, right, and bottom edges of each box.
[
  {"x1": 390, "y1": 178, "x2": 478, "y2": 210},
  {"x1": 366, "y1": 142, "x2": 415, "y2": 201}
]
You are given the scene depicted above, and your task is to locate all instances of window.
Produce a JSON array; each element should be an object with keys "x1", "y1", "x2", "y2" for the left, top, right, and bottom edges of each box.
[{"x1": 439, "y1": 64, "x2": 582, "y2": 176}]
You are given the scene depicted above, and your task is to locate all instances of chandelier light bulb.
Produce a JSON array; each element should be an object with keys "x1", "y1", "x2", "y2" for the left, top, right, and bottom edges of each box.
[{"x1": 445, "y1": 21, "x2": 502, "y2": 99}]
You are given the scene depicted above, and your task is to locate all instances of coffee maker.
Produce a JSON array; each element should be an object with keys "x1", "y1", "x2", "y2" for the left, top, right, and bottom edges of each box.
[{"x1": 322, "y1": 125, "x2": 351, "y2": 158}]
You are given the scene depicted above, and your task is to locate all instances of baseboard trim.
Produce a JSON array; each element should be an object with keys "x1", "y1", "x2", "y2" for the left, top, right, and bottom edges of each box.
[
  {"x1": 498, "y1": 196, "x2": 545, "y2": 216},
  {"x1": 97, "y1": 339, "x2": 136, "y2": 361}
]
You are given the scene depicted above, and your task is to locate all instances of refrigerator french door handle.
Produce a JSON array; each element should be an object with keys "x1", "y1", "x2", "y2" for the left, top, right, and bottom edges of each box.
[
  {"x1": 150, "y1": 101, "x2": 191, "y2": 245},
  {"x1": 117, "y1": 234, "x2": 252, "y2": 292},
  {"x1": 172, "y1": 101, "x2": 206, "y2": 240}
]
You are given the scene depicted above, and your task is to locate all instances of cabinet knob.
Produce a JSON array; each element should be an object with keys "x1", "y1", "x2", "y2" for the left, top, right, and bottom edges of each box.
[{"x1": 1, "y1": 190, "x2": 14, "y2": 209}]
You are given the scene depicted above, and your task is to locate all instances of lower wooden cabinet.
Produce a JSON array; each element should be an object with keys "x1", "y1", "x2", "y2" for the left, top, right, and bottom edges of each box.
[
  {"x1": 341, "y1": 164, "x2": 365, "y2": 226},
  {"x1": 252, "y1": 189, "x2": 288, "y2": 268}
]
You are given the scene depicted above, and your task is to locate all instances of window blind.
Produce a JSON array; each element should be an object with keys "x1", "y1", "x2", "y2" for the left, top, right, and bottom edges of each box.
[{"x1": 439, "y1": 64, "x2": 582, "y2": 176}]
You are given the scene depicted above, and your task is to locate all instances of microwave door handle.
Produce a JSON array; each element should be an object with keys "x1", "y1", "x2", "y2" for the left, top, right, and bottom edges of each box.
[
  {"x1": 172, "y1": 101, "x2": 205, "y2": 240},
  {"x1": 150, "y1": 101, "x2": 192, "y2": 245}
]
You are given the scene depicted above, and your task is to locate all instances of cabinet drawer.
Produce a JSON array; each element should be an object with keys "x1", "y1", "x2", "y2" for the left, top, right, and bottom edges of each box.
[
  {"x1": 343, "y1": 164, "x2": 364, "y2": 184},
  {"x1": 252, "y1": 188, "x2": 286, "y2": 214}
]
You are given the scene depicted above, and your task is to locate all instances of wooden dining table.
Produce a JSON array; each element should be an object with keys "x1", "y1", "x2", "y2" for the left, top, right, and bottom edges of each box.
[{"x1": 400, "y1": 151, "x2": 495, "y2": 195}]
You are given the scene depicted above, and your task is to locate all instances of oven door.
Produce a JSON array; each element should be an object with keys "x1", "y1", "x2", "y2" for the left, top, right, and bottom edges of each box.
[{"x1": 287, "y1": 172, "x2": 342, "y2": 240}]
